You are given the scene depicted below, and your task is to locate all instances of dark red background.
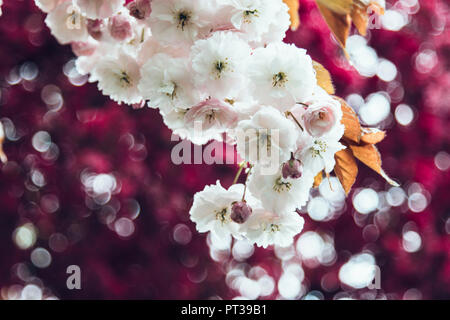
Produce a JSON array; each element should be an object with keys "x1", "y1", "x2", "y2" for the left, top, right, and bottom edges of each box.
[{"x1": 0, "y1": 0, "x2": 448, "y2": 299}]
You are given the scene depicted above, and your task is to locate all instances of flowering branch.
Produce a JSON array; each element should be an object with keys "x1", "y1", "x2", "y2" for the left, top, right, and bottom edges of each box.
[{"x1": 23, "y1": 0, "x2": 395, "y2": 249}]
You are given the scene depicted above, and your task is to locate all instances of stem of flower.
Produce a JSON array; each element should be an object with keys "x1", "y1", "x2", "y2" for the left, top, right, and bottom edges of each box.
[
  {"x1": 233, "y1": 162, "x2": 246, "y2": 185},
  {"x1": 242, "y1": 166, "x2": 253, "y2": 201},
  {"x1": 326, "y1": 172, "x2": 334, "y2": 191},
  {"x1": 286, "y1": 111, "x2": 304, "y2": 131}
]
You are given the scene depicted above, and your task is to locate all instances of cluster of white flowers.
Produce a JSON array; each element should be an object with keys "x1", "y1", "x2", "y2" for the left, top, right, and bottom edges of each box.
[{"x1": 36, "y1": 0, "x2": 346, "y2": 248}]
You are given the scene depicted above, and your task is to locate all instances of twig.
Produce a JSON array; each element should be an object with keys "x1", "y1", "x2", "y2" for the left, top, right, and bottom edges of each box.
[
  {"x1": 286, "y1": 111, "x2": 304, "y2": 131},
  {"x1": 232, "y1": 162, "x2": 246, "y2": 185},
  {"x1": 242, "y1": 166, "x2": 253, "y2": 201}
]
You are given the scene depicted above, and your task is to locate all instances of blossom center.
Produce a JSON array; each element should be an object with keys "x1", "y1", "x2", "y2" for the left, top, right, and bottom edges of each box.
[
  {"x1": 263, "y1": 222, "x2": 281, "y2": 233},
  {"x1": 272, "y1": 72, "x2": 288, "y2": 88},
  {"x1": 269, "y1": 224, "x2": 280, "y2": 233},
  {"x1": 66, "y1": 9, "x2": 82, "y2": 30},
  {"x1": 119, "y1": 71, "x2": 132, "y2": 88},
  {"x1": 176, "y1": 10, "x2": 191, "y2": 30},
  {"x1": 243, "y1": 9, "x2": 259, "y2": 23},
  {"x1": 212, "y1": 59, "x2": 229, "y2": 78},
  {"x1": 318, "y1": 112, "x2": 326, "y2": 120},
  {"x1": 161, "y1": 81, "x2": 177, "y2": 99},
  {"x1": 215, "y1": 208, "x2": 228, "y2": 224},
  {"x1": 273, "y1": 177, "x2": 292, "y2": 193},
  {"x1": 205, "y1": 110, "x2": 217, "y2": 123},
  {"x1": 312, "y1": 140, "x2": 327, "y2": 157}
]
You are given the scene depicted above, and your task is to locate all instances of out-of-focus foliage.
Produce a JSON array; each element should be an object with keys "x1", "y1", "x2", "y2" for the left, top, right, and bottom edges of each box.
[{"x1": 0, "y1": 0, "x2": 449, "y2": 300}]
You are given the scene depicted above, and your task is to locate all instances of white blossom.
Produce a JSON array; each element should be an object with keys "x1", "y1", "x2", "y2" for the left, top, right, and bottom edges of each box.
[
  {"x1": 249, "y1": 42, "x2": 316, "y2": 110},
  {"x1": 236, "y1": 107, "x2": 299, "y2": 166},
  {"x1": 138, "y1": 53, "x2": 200, "y2": 114},
  {"x1": 293, "y1": 88, "x2": 344, "y2": 138},
  {"x1": 225, "y1": 0, "x2": 281, "y2": 43},
  {"x1": 247, "y1": 164, "x2": 314, "y2": 214},
  {"x1": 170, "y1": 98, "x2": 239, "y2": 145},
  {"x1": 295, "y1": 125, "x2": 346, "y2": 176},
  {"x1": 149, "y1": 0, "x2": 213, "y2": 45},
  {"x1": 259, "y1": 1, "x2": 290, "y2": 45},
  {"x1": 244, "y1": 208, "x2": 304, "y2": 248},
  {"x1": 190, "y1": 181, "x2": 250, "y2": 239},
  {"x1": 45, "y1": 1, "x2": 88, "y2": 44},
  {"x1": 191, "y1": 31, "x2": 251, "y2": 99},
  {"x1": 90, "y1": 52, "x2": 142, "y2": 105}
]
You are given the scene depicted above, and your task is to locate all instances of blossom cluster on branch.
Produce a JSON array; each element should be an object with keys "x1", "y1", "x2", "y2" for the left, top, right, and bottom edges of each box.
[{"x1": 32, "y1": 0, "x2": 394, "y2": 248}]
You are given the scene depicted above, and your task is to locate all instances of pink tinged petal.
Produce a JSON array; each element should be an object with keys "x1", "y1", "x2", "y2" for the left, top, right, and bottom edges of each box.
[
  {"x1": 87, "y1": 19, "x2": 104, "y2": 40},
  {"x1": 185, "y1": 98, "x2": 239, "y2": 131},
  {"x1": 71, "y1": 41, "x2": 97, "y2": 56},
  {"x1": 109, "y1": 15, "x2": 133, "y2": 41},
  {"x1": 128, "y1": 0, "x2": 152, "y2": 20}
]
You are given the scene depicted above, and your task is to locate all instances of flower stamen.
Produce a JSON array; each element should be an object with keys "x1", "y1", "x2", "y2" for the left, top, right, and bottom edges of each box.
[
  {"x1": 273, "y1": 176, "x2": 292, "y2": 193},
  {"x1": 243, "y1": 9, "x2": 259, "y2": 23},
  {"x1": 215, "y1": 208, "x2": 228, "y2": 224},
  {"x1": 177, "y1": 10, "x2": 191, "y2": 31},
  {"x1": 272, "y1": 72, "x2": 288, "y2": 88},
  {"x1": 119, "y1": 71, "x2": 132, "y2": 88}
]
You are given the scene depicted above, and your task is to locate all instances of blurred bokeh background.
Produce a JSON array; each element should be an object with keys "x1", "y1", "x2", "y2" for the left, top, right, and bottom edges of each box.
[{"x1": 0, "y1": 0, "x2": 449, "y2": 300}]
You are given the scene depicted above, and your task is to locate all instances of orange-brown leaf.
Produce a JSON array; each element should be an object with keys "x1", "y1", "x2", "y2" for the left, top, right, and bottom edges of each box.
[
  {"x1": 334, "y1": 97, "x2": 362, "y2": 143},
  {"x1": 283, "y1": 0, "x2": 300, "y2": 31},
  {"x1": 361, "y1": 128, "x2": 386, "y2": 144},
  {"x1": 365, "y1": 1, "x2": 385, "y2": 15},
  {"x1": 349, "y1": 144, "x2": 399, "y2": 186},
  {"x1": 349, "y1": 143, "x2": 380, "y2": 172},
  {"x1": 334, "y1": 148, "x2": 358, "y2": 195},
  {"x1": 350, "y1": 4, "x2": 368, "y2": 35},
  {"x1": 313, "y1": 61, "x2": 335, "y2": 95},
  {"x1": 351, "y1": 1, "x2": 385, "y2": 36},
  {"x1": 316, "y1": 1, "x2": 351, "y2": 50},
  {"x1": 316, "y1": 0, "x2": 353, "y2": 15},
  {"x1": 313, "y1": 171, "x2": 323, "y2": 188}
]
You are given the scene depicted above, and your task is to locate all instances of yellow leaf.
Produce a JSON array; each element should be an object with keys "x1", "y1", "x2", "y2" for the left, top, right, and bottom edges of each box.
[
  {"x1": 351, "y1": 1, "x2": 385, "y2": 36},
  {"x1": 315, "y1": 0, "x2": 385, "y2": 54},
  {"x1": 316, "y1": 0, "x2": 353, "y2": 15},
  {"x1": 360, "y1": 128, "x2": 386, "y2": 144},
  {"x1": 349, "y1": 143, "x2": 380, "y2": 172},
  {"x1": 313, "y1": 171, "x2": 323, "y2": 188},
  {"x1": 334, "y1": 97, "x2": 362, "y2": 143},
  {"x1": 313, "y1": 61, "x2": 335, "y2": 95},
  {"x1": 349, "y1": 144, "x2": 399, "y2": 186},
  {"x1": 283, "y1": 0, "x2": 300, "y2": 31},
  {"x1": 350, "y1": 3, "x2": 368, "y2": 36},
  {"x1": 315, "y1": 1, "x2": 351, "y2": 53},
  {"x1": 334, "y1": 148, "x2": 358, "y2": 195}
]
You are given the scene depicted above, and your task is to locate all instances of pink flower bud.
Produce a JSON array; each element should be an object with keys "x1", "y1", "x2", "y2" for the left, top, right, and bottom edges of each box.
[
  {"x1": 302, "y1": 102, "x2": 339, "y2": 137},
  {"x1": 231, "y1": 201, "x2": 252, "y2": 224},
  {"x1": 109, "y1": 15, "x2": 133, "y2": 41},
  {"x1": 87, "y1": 19, "x2": 104, "y2": 40},
  {"x1": 127, "y1": 0, "x2": 152, "y2": 20},
  {"x1": 71, "y1": 41, "x2": 97, "y2": 57},
  {"x1": 282, "y1": 159, "x2": 303, "y2": 179}
]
